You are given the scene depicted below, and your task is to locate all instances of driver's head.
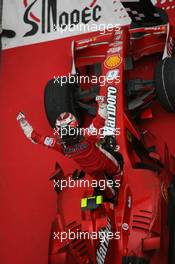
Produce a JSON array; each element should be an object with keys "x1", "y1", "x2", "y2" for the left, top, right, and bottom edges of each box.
[{"x1": 55, "y1": 112, "x2": 81, "y2": 145}]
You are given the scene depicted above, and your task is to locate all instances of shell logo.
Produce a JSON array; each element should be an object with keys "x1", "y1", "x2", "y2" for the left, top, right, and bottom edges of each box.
[{"x1": 104, "y1": 55, "x2": 122, "y2": 69}]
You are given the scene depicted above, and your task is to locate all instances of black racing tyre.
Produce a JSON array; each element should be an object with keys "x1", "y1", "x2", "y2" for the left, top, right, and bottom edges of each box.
[
  {"x1": 154, "y1": 57, "x2": 175, "y2": 113},
  {"x1": 44, "y1": 78, "x2": 79, "y2": 128}
]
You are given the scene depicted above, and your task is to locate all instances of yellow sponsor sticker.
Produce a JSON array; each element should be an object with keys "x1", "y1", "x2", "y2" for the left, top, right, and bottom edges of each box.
[{"x1": 104, "y1": 54, "x2": 122, "y2": 69}]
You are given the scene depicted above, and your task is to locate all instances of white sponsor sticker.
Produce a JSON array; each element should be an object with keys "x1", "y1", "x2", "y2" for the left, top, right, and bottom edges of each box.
[
  {"x1": 115, "y1": 34, "x2": 122, "y2": 41},
  {"x1": 44, "y1": 137, "x2": 54, "y2": 146},
  {"x1": 107, "y1": 46, "x2": 122, "y2": 53},
  {"x1": 127, "y1": 195, "x2": 132, "y2": 208},
  {"x1": 96, "y1": 219, "x2": 112, "y2": 264},
  {"x1": 109, "y1": 41, "x2": 122, "y2": 48},
  {"x1": 106, "y1": 69, "x2": 119, "y2": 81},
  {"x1": 105, "y1": 86, "x2": 117, "y2": 136},
  {"x1": 115, "y1": 30, "x2": 122, "y2": 36},
  {"x1": 96, "y1": 95, "x2": 105, "y2": 103}
]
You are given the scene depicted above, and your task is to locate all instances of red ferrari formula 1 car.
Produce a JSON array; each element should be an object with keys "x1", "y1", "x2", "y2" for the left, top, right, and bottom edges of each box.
[{"x1": 42, "y1": 2, "x2": 175, "y2": 264}]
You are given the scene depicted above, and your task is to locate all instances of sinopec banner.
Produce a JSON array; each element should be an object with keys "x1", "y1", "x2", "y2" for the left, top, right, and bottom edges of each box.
[{"x1": 2, "y1": 0, "x2": 130, "y2": 49}]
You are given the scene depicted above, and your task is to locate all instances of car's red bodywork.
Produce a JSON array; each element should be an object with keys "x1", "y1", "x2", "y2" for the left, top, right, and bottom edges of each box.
[{"x1": 48, "y1": 7, "x2": 175, "y2": 263}]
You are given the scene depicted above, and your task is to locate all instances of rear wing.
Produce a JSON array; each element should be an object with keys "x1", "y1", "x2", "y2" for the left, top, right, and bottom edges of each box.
[{"x1": 73, "y1": 24, "x2": 167, "y2": 67}]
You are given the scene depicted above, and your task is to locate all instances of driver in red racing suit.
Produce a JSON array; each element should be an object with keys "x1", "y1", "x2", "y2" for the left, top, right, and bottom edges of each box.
[{"x1": 16, "y1": 103, "x2": 120, "y2": 178}]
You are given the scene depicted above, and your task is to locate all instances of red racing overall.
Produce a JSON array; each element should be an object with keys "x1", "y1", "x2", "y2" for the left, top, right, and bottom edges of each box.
[
  {"x1": 17, "y1": 113, "x2": 120, "y2": 176},
  {"x1": 31, "y1": 115, "x2": 120, "y2": 177}
]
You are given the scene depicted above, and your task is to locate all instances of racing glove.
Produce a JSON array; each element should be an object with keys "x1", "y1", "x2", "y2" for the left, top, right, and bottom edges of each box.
[{"x1": 17, "y1": 112, "x2": 35, "y2": 143}]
